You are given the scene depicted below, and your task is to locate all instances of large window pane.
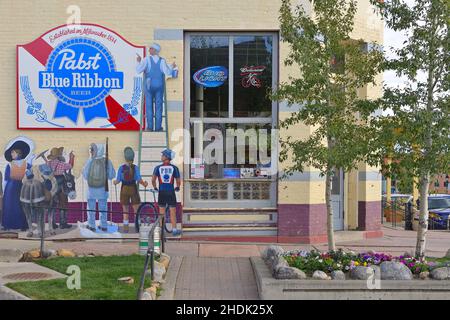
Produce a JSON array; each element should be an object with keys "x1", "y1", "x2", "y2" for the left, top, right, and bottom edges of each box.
[
  {"x1": 233, "y1": 36, "x2": 273, "y2": 117},
  {"x1": 190, "y1": 36, "x2": 229, "y2": 117},
  {"x1": 189, "y1": 123, "x2": 273, "y2": 179}
]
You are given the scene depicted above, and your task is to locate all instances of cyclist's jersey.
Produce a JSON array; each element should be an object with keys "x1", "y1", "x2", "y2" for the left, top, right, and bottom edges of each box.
[{"x1": 153, "y1": 163, "x2": 180, "y2": 192}]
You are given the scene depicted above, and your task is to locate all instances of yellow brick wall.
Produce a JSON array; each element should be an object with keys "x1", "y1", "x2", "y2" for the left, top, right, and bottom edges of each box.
[{"x1": 0, "y1": 0, "x2": 383, "y2": 206}]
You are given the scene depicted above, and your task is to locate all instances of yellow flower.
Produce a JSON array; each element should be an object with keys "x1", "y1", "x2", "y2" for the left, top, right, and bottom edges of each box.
[
  {"x1": 354, "y1": 261, "x2": 359, "y2": 266},
  {"x1": 363, "y1": 262, "x2": 367, "y2": 266}
]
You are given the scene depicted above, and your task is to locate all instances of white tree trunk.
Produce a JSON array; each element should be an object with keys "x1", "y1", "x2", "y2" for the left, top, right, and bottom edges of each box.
[
  {"x1": 415, "y1": 174, "x2": 430, "y2": 260},
  {"x1": 325, "y1": 168, "x2": 336, "y2": 251}
]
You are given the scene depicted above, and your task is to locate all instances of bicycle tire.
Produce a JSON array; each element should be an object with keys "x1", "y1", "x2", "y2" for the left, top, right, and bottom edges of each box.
[{"x1": 135, "y1": 202, "x2": 158, "y2": 233}]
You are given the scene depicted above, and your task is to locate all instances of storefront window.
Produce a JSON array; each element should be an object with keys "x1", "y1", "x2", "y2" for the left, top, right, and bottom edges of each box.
[
  {"x1": 233, "y1": 36, "x2": 273, "y2": 117},
  {"x1": 185, "y1": 32, "x2": 277, "y2": 208},
  {"x1": 189, "y1": 123, "x2": 273, "y2": 179},
  {"x1": 190, "y1": 36, "x2": 229, "y2": 117}
]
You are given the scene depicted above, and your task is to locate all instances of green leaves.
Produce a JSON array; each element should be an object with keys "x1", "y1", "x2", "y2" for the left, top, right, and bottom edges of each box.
[{"x1": 274, "y1": 0, "x2": 383, "y2": 177}]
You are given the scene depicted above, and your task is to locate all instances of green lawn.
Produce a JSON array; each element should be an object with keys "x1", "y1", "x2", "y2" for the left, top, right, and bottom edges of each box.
[{"x1": 7, "y1": 255, "x2": 155, "y2": 300}]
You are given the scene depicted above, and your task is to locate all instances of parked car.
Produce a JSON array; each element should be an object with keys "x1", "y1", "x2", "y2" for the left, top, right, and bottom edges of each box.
[{"x1": 413, "y1": 196, "x2": 450, "y2": 230}]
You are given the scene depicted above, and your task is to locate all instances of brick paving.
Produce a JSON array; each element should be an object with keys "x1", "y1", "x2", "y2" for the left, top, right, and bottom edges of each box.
[{"x1": 173, "y1": 256, "x2": 259, "y2": 300}]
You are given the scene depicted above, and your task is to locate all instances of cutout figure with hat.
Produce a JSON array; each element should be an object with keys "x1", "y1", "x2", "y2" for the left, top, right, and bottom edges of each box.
[
  {"x1": 136, "y1": 43, "x2": 177, "y2": 131},
  {"x1": 113, "y1": 146, "x2": 148, "y2": 233},
  {"x1": 2, "y1": 136, "x2": 34, "y2": 230}
]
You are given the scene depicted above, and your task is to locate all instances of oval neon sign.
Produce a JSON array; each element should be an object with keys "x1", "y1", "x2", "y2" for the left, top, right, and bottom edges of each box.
[{"x1": 193, "y1": 66, "x2": 228, "y2": 88}]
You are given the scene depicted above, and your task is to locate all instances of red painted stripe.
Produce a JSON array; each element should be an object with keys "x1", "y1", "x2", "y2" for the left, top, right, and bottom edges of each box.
[
  {"x1": 22, "y1": 37, "x2": 53, "y2": 66},
  {"x1": 105, "y1": 95, "x2": 140, "y2": 130}
]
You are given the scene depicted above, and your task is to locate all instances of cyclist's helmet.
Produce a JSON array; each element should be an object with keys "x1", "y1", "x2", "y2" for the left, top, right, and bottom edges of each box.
[{"x1": 161, "y1": 148, "x2": 174, "y2": 161}]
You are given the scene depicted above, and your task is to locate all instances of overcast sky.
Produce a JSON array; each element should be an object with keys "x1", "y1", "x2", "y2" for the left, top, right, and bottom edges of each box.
[{"x1": 383, "y1": 0, "x2": 415, "y2": 88}]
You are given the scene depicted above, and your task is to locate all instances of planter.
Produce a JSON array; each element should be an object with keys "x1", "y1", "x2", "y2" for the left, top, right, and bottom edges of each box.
[{"x1": 251, "y1": 257, "x2": 450, "y2": 300}]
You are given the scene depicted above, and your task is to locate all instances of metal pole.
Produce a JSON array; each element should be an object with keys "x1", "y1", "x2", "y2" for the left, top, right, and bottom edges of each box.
[{"x1": 39, "y1": 207, "x2": 45, "y2": 258}]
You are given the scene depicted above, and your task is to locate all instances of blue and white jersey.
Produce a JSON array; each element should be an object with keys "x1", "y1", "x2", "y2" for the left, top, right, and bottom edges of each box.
[{"x1": 153, "y1": 164, "x2": 180, "y2": 192}]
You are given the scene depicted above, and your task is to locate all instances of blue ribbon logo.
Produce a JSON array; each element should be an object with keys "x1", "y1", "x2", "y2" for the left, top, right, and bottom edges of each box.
[{"x1": 39, "y1": 38, "x2": 124, "y2": 123}]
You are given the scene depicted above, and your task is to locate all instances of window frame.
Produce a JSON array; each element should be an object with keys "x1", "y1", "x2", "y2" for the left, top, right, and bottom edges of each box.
[{"x1": 183, "y1": 31, "x2": 279, "y2": 208}]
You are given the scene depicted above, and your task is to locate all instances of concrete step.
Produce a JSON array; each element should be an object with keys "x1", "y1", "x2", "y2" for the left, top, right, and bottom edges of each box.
[
  {"x1": 181, "y1": 226, "x2": 278, "y2": 237},
  {"x1": 183, "y1": 211, "x2": 277, "y2": 225},
  {"x1": 140, "y1": 147, "x2": 166, "y2": 161}
]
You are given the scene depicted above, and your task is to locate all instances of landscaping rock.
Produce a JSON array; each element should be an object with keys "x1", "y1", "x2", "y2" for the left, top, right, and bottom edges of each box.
[
  {"x1": 446, "y1": 249, "x2": 450, "y2": 259},
  {"x1": 57, "y1": 249, "x2": 76, "y2": 257},
  {"x1": 21, "y1": 249, "x2": 41, "y2": 261},
  {"x1": 430, "y1": 267, "x2": 450, "y2": 280},
  {"x1": 419, "y1": 271, "x2": 430, "y2": 280},
  {"x1": 312, "y1": 270, "x2": 329, "y2": 280},
  {"x1": 350, "y1": 266, "x2": 374, "y2": 280},
  {"x1": 140, "y1": 292, "x2": 154, "y2": 300},
  {"x1": 262, "y1": 245, "x2": 284, "y2": 262},
  {"x1": 274, "y1": 266, "x2": 307, "y2": 280},
  {"x1": 118, "y1": 276, "x2": 134, "y2": 284},
  {"x1": 370, "y1": 265, "x2": 381, "y2": 278},
  {"x1": 271, "y1": 256, "x2": 289, "y2": 272},
  {"x1": 149, "y1": 261, "x2": 166, "y2": 282},
  {"x1": 0, "y1": 249, "x2": 24, "y2": 262},
  {"x1": 160, "y1": 256, "x2": 170, "y2": 269},
  {"x1": 145, "y1": 286, "x2": 157, "y2": 300},
  {"x1": 380, "y1": 261, "x2": 413, "y2": 280},
  {"x1": 331, "y1": 270, "x2": 345, "y2": 280}
]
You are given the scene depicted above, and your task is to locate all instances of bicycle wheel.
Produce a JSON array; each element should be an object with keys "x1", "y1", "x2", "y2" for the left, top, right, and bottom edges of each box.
[{"x1": 135, "y1": 202, "x2": 158, "y2": 233}]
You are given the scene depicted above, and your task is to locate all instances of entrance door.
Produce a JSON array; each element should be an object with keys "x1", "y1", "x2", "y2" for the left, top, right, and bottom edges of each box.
[{"x1": 331, "y1": 169, "x2": 344, "y2": 231}]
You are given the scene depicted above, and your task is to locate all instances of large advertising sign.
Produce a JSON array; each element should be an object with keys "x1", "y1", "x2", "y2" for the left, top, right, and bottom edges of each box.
[{"x1": 17, "y1": 24, "x2": 145, "y2": 130}]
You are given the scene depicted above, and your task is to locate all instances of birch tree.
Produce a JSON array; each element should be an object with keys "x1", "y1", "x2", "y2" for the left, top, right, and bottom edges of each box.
[
  {"x1": 370, "y1": 0, "x2": 449, "y2": 259},
  {"x1": 274, "y1": 0, "x2": 383, "y2": 250}
]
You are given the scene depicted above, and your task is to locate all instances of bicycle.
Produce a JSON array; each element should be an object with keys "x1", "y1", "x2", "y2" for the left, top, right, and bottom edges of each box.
[{"x1": 134, "y1": 188, "x2": 174, "y2": 233}]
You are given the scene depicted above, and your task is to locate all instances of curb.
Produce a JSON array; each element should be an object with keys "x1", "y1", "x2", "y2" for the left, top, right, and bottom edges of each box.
[
  {"x1": 0, "y1": 285, "x2": 31, "y2": 300},
  {"x1": 158, "y1": 256, "x2": 183, "y2": 300}
]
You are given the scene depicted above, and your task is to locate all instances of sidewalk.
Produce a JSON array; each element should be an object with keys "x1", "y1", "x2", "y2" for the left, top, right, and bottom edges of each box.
[{"x1": 0, "y1": 227, "x2": 449, "y2": 258}]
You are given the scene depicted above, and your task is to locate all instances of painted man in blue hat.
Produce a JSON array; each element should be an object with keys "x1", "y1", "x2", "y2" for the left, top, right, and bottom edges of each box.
[
  {"x1": 151, "y1": 149, "x2": 181, "y2": 236},
  {"x1": 136, "y1": 43, "x2": 177, "y2": 131}
]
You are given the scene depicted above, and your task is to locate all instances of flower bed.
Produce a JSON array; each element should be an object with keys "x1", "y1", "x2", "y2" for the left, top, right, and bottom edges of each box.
[{"x1": 282, "y1": 249, "x2": 440, "y2": 276}]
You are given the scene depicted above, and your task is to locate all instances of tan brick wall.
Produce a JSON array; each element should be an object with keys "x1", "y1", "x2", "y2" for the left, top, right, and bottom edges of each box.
[{"x1": 0, "y1": 0, "x2": 382, "y2": 207}]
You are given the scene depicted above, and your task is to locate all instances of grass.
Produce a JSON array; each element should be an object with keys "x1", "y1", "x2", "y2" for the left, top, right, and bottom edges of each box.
[{"x1": 6, "y1": 255, "x2": 157, "y2": 300}]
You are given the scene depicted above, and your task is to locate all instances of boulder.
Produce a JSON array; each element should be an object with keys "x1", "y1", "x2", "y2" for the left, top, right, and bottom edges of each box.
[
  {"x1": 350, "y1": 266, "x2": 375, "y2": 280},
  {"x1": 140, "y1": 292, "x2": 154, "y2": 300},
  {"x1": 370, "y1": 265, "x2": 381, "y2": 278},
  {"x1": 419, "y1": 271, "x2": 430, "y2": 280},
  {"x1": 312, "y1": 270, "x2": 330, "y2": 280},
  {"x1": 145, "y1": 286, "x2": 158, "y2": 300},
  {"x1": 0, "y1": 249, "x2": 24, "y2": 263},
  {"x1": 262, "y1": 245, "x2": 284, "y2": 262},
  {"x1": 149, "y1": 261, "x2": 166, "y2": 282},
  {"x1": 380, "y1": 261, "x2": 413, "y2": 280},
  {"x1": 57, "y1": 249, "x2": 76, "y2": 257},
  {"x1": 274, "y1": 266, "x2": 307, "y2": 280},
  {"x1": 331, "y1": 270, "x2": 346, "y2": 280},
  {"x1": 21, "y1": 249, "x2": 41, "y2": 261},
  {"x1": 430, "y1": 267, "x2": 450, "y2": 280},
  {"x1": 118, "y1": 276, "x2": 134, "y2": 284},
  {"x1": 271, "y1": 255, "x2": 289, "y2": 273},
  {"x1": 159, "y1": 256, "x2": 170, "y2": 269},
  {"x1": 446, "y1": 249, "x2": 450, "y2": 259}
]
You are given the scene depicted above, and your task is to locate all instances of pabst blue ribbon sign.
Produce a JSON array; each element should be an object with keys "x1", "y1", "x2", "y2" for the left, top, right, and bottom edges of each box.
[{"x1": 17, "y1": 24, "x2": 145, "y2": 130}]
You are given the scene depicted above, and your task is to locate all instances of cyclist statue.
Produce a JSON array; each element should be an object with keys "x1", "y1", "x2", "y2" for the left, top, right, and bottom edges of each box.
[
  {"x1": 151, "y1": 148, "x2": 181, "y2": 236},
  {"x1": 113, "y1": 147, "x2": 148, "y2": 233}
]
